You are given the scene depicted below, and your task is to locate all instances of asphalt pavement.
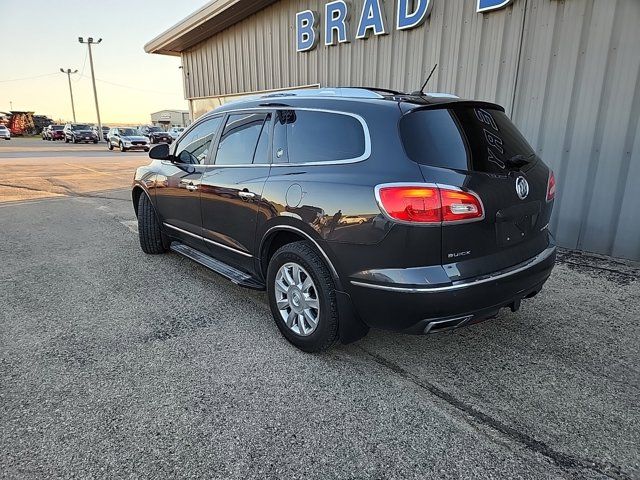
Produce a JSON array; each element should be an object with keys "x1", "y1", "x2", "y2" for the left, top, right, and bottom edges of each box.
[{"x1": 1, "y1": 139, "x2": 638, "y2": 479}]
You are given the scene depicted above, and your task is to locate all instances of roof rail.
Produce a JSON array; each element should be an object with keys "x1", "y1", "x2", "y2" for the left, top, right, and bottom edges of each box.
[{"x1": 260, "y1": 87, "x2": 385, "y2": 100}]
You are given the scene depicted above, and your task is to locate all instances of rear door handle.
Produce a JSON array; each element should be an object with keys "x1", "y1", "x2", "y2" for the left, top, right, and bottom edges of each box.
[{"x1": 238, "y1": 191, "x2": 256, "y2": 200}]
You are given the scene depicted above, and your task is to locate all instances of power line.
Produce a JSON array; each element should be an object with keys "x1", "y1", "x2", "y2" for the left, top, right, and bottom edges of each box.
[
  {"x1": 72, "y1": 50, "x2": 89, "y2": 83},
  {"x1": 78, "y1": 73, "x2": 177, "y2": 95},
  {"x1": 0, "y1": 72, "x2": 59, "y2": 83}
]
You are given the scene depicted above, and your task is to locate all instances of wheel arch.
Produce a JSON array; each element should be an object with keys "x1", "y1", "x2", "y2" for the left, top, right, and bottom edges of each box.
[
  {"x1": 259, "y1": 224, "x2": 343, "y2": 291},
  {"x1": 132, "y1": 184, "x2": 154, "y2": 217}
]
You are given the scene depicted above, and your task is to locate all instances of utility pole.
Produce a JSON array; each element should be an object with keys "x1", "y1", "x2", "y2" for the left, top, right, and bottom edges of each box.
[
  {"x1": 79, "y1": 37, "x2": 103, "y2": 140},
  {"x1": 60, "y1": 68, "x2": 78, "y2": 122}
]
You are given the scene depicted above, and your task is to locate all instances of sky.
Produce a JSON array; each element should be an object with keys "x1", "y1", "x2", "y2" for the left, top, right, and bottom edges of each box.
[{"x1": 0, "y1": 0, "x2": 208, "y2": 124}]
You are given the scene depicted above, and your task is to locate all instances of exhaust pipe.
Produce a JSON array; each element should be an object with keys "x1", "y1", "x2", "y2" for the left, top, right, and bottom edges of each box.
[{"x1": 424, "y1": 315, "x2": 473, "y2": 334}]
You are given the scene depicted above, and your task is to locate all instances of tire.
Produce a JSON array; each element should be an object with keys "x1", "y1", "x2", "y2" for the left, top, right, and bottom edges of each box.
[
  {"x1": 93, "y1": 140, "x2": 98, "y2": 144},
  {"x1": 65, "y1": 137, "x2": 69, "y2": 143},
  {"x1": 267, "y1": 241, "x2": 339, "y2": 352},
  {"x1": 108, "y1": 141, "x2": 113, "y2": 151},
  {"x1": 144, "y1": 148, "x2": 149, "y2": 152},
  {"x1": 137, "y1": 193, "x2": 168, "y2": 254},
  {"x1": 120, "y1": 142, "x2": 127, "y2": 152},
  {"x1": 73, "y1": 137, "x2": 78, "y2": 144}
]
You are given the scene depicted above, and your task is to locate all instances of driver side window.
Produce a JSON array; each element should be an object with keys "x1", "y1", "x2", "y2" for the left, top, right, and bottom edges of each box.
[{"x1": 174, "y1": 117, "x2": 222, "y2": 165}]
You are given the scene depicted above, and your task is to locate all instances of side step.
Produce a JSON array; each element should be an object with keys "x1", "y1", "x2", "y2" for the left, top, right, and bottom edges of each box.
[{"x1": 170, "y1": 242, "x2": 265, "y2": 290}]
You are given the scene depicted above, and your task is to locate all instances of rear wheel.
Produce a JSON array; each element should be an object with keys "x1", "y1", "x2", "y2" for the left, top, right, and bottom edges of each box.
[
  {"x1": 137, "y1": 193, "x2": 168, "y2": 254},
  {"x1": 267, "y1": 241, "x2": 339, "y2": 352}
]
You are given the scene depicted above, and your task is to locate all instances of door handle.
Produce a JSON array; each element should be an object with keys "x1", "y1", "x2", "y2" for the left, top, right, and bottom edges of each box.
[{"x1": 238, "y1": 191, "x2": 256, "y2": 200}]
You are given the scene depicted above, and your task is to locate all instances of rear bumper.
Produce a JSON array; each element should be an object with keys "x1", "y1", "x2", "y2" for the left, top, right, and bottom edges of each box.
[{"x1": 347, "y1": 244, "x2": 556, "y2": 333}]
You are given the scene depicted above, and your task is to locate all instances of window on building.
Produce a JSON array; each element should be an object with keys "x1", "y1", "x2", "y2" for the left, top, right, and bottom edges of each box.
[
  {"x1": 215, "y1": 113, "x2": 271, "y2": 166},
  {"x1": 174, "y1": 116, "x2": 223, "y2": 165},
  {"x1": 273, "y1": 110, "x2": 366, "y2": 164}
]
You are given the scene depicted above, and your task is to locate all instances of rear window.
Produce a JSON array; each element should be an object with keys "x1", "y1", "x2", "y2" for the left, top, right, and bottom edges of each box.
[
  {"x1": 273, "y1": 110, "x2": 366, "y2": 164},
  {"x1": 52, "y1": 126, "x2": 64, "y2": 131},
  {"x1": 400, "y1": 107, "x2": 535, "y2": 173}
]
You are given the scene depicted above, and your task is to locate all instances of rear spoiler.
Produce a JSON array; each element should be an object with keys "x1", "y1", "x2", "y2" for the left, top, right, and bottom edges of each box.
[{"x1": 399, "y1": 99, "x2": 505, "y2": 114}]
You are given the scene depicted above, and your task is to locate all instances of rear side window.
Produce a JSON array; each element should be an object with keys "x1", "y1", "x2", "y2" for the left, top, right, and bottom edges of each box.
[
  {"x1": 400, "y1": 107, "x2": 535, "y2": 173},
  {"x1": 273, "y1": 110, "x2": 366, "y2": 164},
  {"x1": 215, "y1": 113, "x2": 271, "y2": 165}
]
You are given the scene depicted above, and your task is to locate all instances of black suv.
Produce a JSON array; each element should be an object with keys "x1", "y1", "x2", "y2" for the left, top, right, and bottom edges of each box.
[
  {"x1": 64, "y1": 123, "x2": 98, "y2": 143},
  {"x1": 132, "y1": 88, "x2": 556, "y2": 352},
  {"x1": 139, "y1": 125, "x2": 172, "y2": 144}
]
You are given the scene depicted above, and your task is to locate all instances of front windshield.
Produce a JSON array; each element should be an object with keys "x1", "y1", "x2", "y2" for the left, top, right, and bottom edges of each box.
[
  {"x1": 119, "y1": 128, "x2": 138, "y2": 136},
  {"x1": 72, "y1": 124, "x2": 91, "y2": 130},
  {"x1": 148, "y1": 127, "x2": 162, "y2": 132}
]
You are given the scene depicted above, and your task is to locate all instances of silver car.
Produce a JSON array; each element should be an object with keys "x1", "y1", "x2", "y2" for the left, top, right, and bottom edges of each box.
[
  {"x1": 107, "y1": 127, "x2": 149, "y2": 152},
  {"x1": 168, "y1": 126, "x2": 184, "y2": 140},
  {"x1": 0, "y1": 125, "x2": 11, "y2": 140}
]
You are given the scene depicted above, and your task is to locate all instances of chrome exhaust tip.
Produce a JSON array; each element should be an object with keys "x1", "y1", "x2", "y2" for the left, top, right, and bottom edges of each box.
[{"x1": 423, "y1": 315, "x2": 473, "y2": 334}]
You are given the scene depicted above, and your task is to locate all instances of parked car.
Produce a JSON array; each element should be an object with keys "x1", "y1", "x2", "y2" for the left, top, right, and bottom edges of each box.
[
  {"x1": 139, "y1": 125, "x2": 172, "y2": 144},
  {"x1": 132, "y1": 88, "x2": 557, "y2": 352},
  {"x1": 43, "y1": 125, "x2": 65, "y2": 141},
  {"x1": 107, "y1": 127, "x2": 150, "y2": 152},
  {"x1": 168, "y1": 127, "x2": 185, "y2": 140},
  {"x1": 0, "y1": 125, "x2": 10, "y2": 140},
  {"x1": 64, "y1": 123, "x2": 98, "y2": 144},
  {"x1": 92, "y1": 125, "x2": 110, "y2": 141}
]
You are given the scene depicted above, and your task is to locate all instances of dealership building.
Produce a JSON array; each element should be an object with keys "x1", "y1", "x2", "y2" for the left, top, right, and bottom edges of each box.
[{"x1": 146, "y1": 0, "x2": 640, "y2": 260}]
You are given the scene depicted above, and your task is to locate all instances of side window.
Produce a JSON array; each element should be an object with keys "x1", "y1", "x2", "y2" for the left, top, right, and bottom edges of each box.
[
  {"x1": 273, "y1": 110, "x2": 366, "y2": 164},
  {"x1": 174, "y1": 116, "x2": 222, "y2": 165},
  {"x1": 215, "y1": 113, "x2": 271, "y2": 166}
]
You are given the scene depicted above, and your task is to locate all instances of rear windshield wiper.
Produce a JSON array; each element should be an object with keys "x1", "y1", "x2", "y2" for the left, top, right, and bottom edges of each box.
[{"x1": 504, "y1": 153, "x2": 535, "y2": 167}]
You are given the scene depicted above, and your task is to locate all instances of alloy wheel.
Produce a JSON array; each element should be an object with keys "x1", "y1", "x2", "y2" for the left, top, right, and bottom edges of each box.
[{"x1": 275, "y1": 262, "x2": 320, "y2": 336}]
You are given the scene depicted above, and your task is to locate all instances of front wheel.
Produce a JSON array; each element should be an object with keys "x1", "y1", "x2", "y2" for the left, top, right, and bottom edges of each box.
[
  {"x1": 108, "y1": 141, "x2": 113, "y2": 151},
  {"x1": 267, "y1": 241, "x2": 339, "y2": 352},
  {"x1": 120, "y1": 142, "x2": 127, "y2": 152},
  {"x1": 137, "y1": 193, "x2": 168, "y2": 254}
]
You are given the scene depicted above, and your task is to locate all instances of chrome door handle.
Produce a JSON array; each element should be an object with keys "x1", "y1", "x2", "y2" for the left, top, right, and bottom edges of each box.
[{"x1": 238, "y1": 191, "x2": 256, "y2": 200}]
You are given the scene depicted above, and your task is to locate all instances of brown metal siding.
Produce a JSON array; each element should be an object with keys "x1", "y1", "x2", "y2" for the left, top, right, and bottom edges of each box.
[{"x1": 180, "y1": 0, "x2": 640, "y2": 259}]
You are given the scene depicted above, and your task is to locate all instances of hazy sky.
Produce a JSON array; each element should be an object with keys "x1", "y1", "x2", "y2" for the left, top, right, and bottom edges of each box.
[{"x1": 0, "y1": 0, "x2": 208, "y2": 124}]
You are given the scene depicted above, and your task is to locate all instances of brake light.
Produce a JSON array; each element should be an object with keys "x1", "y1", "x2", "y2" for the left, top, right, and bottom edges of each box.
[
  {"x1": 546, "y1": 171, "x2": 556, "y2": 202},
  {"x1": 376, "y1": 184, "x2": 484, "y2": 224}
]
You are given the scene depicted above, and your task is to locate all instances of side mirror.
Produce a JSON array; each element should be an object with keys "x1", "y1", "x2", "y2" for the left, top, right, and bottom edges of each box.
[{"x1": 149, "y1": 143, "x2": 171, "y2": 160}]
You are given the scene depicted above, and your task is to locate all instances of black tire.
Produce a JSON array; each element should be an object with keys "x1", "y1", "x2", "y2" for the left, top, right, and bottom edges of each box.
[
  {"x1": 108, "y1": 141, "x2": 113, "y2": 151},
  {"x1": 144, "y1": 148, "x2": 149, "y2": 152},
  {"x1": 73, "y1": 137, "x2": 78, "y2": 144},
  {"x1": 267, "y1": 241, "x2": 339, "y2": 352},
  {"x1": 120, "y1": 142, "x2": 127, "y2": 152},
  {"x1": 93, "y1": 140, "x2": 98, "y2": 144},
  {"x1": 137, "y1": 193, "x2": 168, "y2": 254},
  {"x1": 65, "y1": 137, "x2": 69, "y2": 143}
]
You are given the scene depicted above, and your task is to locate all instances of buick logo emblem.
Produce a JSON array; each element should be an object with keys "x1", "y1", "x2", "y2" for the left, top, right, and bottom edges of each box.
[{"x1": 515, "y1": 177, "x2": 530, "y2": 200}]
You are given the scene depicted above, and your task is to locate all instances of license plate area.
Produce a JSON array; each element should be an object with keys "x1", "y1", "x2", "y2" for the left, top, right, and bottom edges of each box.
[{"x1": 495, "y1": 201, "x2": 541, "y2": 247}]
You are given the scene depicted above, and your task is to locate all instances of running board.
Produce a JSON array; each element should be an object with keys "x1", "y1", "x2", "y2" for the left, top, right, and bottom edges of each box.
[{"x1": 170, "y1": 242, "x2": 265, "y2": 290}]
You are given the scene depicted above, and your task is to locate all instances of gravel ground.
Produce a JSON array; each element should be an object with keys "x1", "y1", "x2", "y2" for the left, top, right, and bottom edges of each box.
[{"x1": 0, "y1": 142, "x2": 638, "y2": 479}]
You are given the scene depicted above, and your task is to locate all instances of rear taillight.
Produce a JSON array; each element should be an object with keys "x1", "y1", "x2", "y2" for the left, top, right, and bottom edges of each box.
[
  {"x1": 546, "y1": 171, "x2": 556, "y2": 202},
  {"x1": 376, "y1": 184, "x2": 484, "y2": 225}
]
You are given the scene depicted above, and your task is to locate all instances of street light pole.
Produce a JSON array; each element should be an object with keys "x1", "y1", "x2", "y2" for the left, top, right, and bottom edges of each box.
[
  {"x1": 79, "y1": 37, "x2": 103, "y2": 140},
  {"x1": 60, "y1": 68, "x2": 78, "y2": 122}
]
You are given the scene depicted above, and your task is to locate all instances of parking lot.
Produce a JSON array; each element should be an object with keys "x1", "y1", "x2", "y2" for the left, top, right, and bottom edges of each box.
[{"x1": 1, "y1": 138, "x2": 638, "y2": 479}]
